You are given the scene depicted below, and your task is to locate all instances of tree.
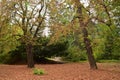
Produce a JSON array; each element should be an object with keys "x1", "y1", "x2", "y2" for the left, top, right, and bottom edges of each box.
[
  {"x1": 72, "y1": 0, "x2": 120, "y2": 69},
  {"x1": 73, "y1": 0, "x2": 97, "y2": 69},
  {"x1": 47, "y1": 0, "x2": 97, "y2": 69},
  {"x1": 89, "y1": 0, "x2": 120, "y2": 60},
  {"x1": 8, "y1": 0, "x2": 48, "y2": 68}
]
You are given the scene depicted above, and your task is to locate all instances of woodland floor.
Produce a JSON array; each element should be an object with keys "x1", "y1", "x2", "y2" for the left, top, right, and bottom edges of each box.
[{"x1": 0, "y1": 62, "x2": 120, "y2": 80}]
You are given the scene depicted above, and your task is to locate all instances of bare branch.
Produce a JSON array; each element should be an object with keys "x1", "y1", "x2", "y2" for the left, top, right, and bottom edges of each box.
[{"x1": 33, "y1": 1, "x2": 47, "y2": 38}]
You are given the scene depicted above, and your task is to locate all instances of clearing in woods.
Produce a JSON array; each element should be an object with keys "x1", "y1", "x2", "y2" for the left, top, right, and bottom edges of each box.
[{"x1": 0, "y1": 63, "x2": 120, "y2": 80}]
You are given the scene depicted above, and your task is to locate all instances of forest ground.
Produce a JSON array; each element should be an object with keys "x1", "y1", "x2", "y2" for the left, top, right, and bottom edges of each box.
[{"x1": 0, "y1": 62, "x2": 120, "y2": 80}]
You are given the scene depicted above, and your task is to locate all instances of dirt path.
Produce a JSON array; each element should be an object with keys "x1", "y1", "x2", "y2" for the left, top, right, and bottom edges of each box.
[{"x1": 0, "y1": 63, "x2": 120, "y2": 80}]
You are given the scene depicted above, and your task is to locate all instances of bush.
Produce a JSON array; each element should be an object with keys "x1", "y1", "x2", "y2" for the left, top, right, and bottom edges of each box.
[
  {"x1": 33, "y1": 68, "x2": 46, "y2": 75},
  {"x1": 34, "y1": 41, "x2": 68, "y2": 62},
  {"x1": 0, "y1": 44, "x2": 27, "y2": 64},
  {"x1": 0, "y1": 53, "x2": 8, "y2": 63},
  {"x1": 64, "y1": 46, "x2": 87, "y2": 62}
]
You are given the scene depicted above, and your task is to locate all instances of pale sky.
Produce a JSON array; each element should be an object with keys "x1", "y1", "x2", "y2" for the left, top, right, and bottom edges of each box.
[{"x1": 80, "y1": 0, "x2": 89, "y2": 7}]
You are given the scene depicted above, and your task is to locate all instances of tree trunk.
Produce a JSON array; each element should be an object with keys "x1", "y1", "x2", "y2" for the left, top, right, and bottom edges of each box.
[
  {"x1": 76, "y1": 2, "x2": 97, "y2": 69},
  {"x1": 26, "y1": 44, "x2": 34, "y2": 68},
  {"x1": 82, "y1": 28, "x2": 97, "y2": 69}
]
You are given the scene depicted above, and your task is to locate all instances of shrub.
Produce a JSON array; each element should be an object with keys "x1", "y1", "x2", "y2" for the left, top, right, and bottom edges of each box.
[
  {"x1": 64, "y1": 46, "x2": 87, "y2": 62},
  {"x1": 0, "y1": 44, "x2": 27, "y2": 64},
  {"x1": 33, "y1": 68, "x2": 46, "y2": 75},
  {"x1": 0, "y1": 53, "x2": 7, "y2": 63}
]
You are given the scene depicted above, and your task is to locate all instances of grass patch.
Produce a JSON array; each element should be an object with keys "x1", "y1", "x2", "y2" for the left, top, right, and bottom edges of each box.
[
  {"x1": 33, "y1": 68, "x2": 46, "y2": 75},
  {"x1": 78, "y1": 60, "x2": 87, "y2": 63},
  {"x1": 97, "y1": 60, "x2": 120, "y2": 63}
]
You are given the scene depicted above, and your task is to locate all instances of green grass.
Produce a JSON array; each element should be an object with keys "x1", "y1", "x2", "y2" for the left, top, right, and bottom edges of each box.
[
  {"x1": 33, "y1": 68, "x2": 46, "y2": 75},
  {"x1": 78, "y1": 60, "x2": 87, "y2": 63},
  {"x1": 97, "y1": 60, "x2": 120, "y2": 63}
]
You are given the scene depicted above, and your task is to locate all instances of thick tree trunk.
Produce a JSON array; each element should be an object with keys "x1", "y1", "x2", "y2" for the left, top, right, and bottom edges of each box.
[{"x1": 26, "y1": 44, "x2": 34, "y2": 68}]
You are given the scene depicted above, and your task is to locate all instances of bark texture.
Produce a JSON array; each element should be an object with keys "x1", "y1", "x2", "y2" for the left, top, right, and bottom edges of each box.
[{"x1": 26, "y1": 44, "x2": 34, "y2": 68}]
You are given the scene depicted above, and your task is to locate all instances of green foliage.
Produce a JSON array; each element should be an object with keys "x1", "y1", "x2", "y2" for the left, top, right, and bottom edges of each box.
[
  {"x1": 64, "y1": 46, "x2": 87, "y2": 62},
  {"x1": 92, "y1": 24, "x2": 120, "y2": 60},
  {"x1": 34, "y1": 40, "x2": 68, "y2": 62},
  {"x1": 0, "y1": 53, "x2": 20, "y2": 64},
  {"x1": 33, "y1": 68, "x2": 46, "y2": 75},
  {"x1": 93, "y1": 39, "x2": 105, "y2": 60},
  {"x1": 0, "y1": 44, "x2": 26, "y2": 64},
  {"x1": 0, "y1": 53, "x2": 7, "y2": 63},
  {"x1": 97, "y1": 60, "x2": 120, "y2": 63}
]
